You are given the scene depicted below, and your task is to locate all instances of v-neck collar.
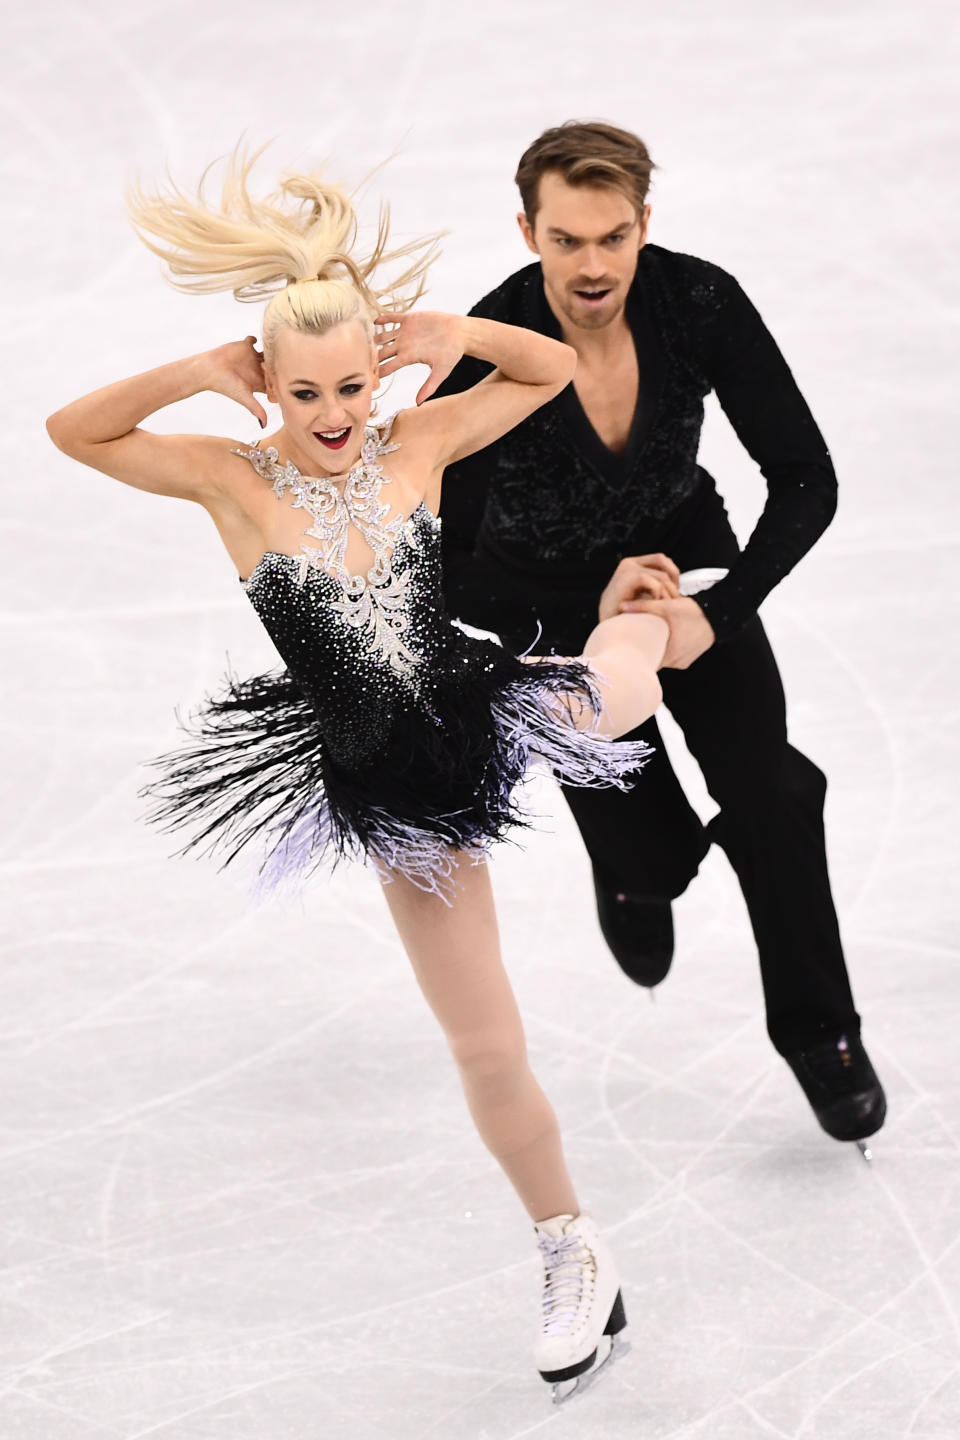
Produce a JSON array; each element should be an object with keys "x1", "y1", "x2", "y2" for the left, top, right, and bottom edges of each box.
[{"x1": 525, "y1": 255, "x2": 666, "y2": 486}]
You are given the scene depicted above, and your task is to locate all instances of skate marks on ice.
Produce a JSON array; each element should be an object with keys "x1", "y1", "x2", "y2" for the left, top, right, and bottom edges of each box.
[{"x1": 527, "y1": 869, "x2": 960, "y2": 1435}]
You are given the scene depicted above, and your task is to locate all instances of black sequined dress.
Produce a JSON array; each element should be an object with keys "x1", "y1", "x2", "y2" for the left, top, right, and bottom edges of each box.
[{"x1": 143, "y1": 417, "x2": 652, "y2": 895}]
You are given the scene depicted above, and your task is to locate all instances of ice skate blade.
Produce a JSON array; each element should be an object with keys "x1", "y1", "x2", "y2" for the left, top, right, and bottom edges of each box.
[
  {"x1": 856, "y1": 1139, "x2": 874, "y2": 1163},
  {"x1": 550, "y1": 1334, "x2": 630, "y2": 1405}
]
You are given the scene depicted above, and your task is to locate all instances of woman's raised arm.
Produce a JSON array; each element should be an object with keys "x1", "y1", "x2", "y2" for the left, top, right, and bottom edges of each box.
[
  {"x1": 45, "y1": 338, "x2": 268, "y2": 502},
  {"x1": 375, "y1": 313, "x2": 576, "y2": 468}
]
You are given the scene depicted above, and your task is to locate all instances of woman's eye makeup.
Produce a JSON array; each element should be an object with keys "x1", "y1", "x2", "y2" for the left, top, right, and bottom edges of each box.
[{"x1": 291, "y1": 383, "x2": 364, "y2": 401}]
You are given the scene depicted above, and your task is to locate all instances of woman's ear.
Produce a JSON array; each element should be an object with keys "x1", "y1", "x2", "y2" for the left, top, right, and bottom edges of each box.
[{"x1": 264, "y1": 365, "x2": 278, "y2": 404}]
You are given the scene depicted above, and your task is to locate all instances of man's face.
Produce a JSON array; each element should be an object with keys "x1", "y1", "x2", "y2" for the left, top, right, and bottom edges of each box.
[{"x1": 518, "y1": 172, "x2": 650, "y2": 332}]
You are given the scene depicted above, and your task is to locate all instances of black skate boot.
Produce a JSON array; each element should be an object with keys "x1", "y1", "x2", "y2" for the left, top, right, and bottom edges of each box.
[
  {"x1": 593, "y1": 874, "x2": 674, "y2": 991},
  {"x1": 785, "y1": 1032, "x2": 886, "y2": 1158}
]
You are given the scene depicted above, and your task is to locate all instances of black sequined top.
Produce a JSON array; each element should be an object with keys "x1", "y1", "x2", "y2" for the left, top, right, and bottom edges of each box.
[
  {"x1": 241, "y1": 504, "x2": 459, "y2": 772},
  {"x1": 433, "y1": 244, "x2": 838, "y2": 645}
]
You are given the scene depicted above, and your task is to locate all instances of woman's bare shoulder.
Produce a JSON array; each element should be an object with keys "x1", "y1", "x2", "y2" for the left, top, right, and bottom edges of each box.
[
  {"x1": 382, "y1": 407, "x2": 420, "y2": 442},
  {"x1": 386, "y1": 402, "x2": 452, "y2": 458},
  {"x1": 209, "y1": 431, "x2": 287, "y2": 490}
]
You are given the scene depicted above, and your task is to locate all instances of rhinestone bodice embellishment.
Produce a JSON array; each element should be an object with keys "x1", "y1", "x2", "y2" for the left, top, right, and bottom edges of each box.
[{"x1": 233, "y1": 418, "x2": 427, "y2": 681}]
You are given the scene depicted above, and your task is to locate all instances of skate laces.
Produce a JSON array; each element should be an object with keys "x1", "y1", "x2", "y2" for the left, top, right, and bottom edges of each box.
[{"x1": 537, "y1": 1232, "x2": 595, "y2": 1335}]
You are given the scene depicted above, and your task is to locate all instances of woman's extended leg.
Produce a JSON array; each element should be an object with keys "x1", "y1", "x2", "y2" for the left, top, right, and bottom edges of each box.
[
  {"x1": 526, "y1": 612, "x2": 669, "y2": 739},
  {"x1": 582, "y1": 612, "x2": 669, "y2": 738},
  {"x1": 380, "y1": 854, "x2": 579, "y2": 1222}
]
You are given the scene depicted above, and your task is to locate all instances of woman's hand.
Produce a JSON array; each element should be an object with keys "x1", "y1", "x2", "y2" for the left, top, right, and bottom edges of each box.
[
  {"x1": 375, "y1": 312, "x2": 466, "y2": 405},
  {"x1": 46, "y1": 339, "x2": 269, "y2": 504},
  {"x1": 196, "y1": 336, "x2": 268, "y2": 427},
  {"x1": 379, "y1": 313, "x2": 574, "y2": 469},
  {"x1": 598, "y1": 553, "x2": 681, "y2": 622}
]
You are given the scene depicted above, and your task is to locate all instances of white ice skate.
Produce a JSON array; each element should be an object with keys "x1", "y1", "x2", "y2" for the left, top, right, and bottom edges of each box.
[{"x1": 533, "y1": 1212, "x2": 628, "y2": 1403}]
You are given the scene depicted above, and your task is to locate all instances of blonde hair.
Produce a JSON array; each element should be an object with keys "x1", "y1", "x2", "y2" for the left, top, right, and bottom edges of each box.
[{"x1": 127, "y1": 143, "x2": 441, "y2": 359}]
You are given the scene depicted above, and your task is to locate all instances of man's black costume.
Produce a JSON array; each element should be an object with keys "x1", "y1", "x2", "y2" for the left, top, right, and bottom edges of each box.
[{"x1": 434, "y1": 243, "x2": 862, "y2": 1060}]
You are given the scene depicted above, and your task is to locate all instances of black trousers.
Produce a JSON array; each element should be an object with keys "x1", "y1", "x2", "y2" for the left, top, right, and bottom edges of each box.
[{"x1": 495, "y1": 474, "x2": 861, "y2": 1056}]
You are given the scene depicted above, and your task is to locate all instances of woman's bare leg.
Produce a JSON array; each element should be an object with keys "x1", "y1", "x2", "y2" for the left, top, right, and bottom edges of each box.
[
  {"x1": 583, "y1": 612, "x2": 669, "y2": 737},
  {"x1": 525, "y1": 611, "x2": 670, "y2": 739},
  {"x1": 380, "y1": 855, "x2": 579, "y2": 1222}
]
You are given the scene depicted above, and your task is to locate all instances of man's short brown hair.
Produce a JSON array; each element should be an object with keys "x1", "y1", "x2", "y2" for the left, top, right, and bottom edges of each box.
[{"x1": 515, "y1": 120, "x2": 657, "y2": 225}]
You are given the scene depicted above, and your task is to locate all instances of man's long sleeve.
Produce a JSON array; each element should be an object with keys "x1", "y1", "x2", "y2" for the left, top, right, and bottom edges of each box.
[{"x1": 692, "y1": 272, "x2": 838, "y2": 641}]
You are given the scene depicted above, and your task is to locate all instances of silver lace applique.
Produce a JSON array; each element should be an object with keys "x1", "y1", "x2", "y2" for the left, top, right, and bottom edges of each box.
[{"x1": 233, "y1": 418, "x2": 425, "y2": 681}]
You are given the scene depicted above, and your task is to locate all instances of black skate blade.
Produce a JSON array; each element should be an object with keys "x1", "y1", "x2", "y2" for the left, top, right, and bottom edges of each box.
[{"x1": 550, "y1": 1334, "x2": 630, "y2": 1405}]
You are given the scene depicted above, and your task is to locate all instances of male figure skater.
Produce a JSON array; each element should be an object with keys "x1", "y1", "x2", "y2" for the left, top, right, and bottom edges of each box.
[{"x1": 432, "y1": 120, "x2": 885, "y2": 1146}]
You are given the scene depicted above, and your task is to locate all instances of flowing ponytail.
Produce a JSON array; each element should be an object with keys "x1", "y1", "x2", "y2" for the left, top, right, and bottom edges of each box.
[{"x1": 127, "y1": 143, "x2": 441, "y2": 357}]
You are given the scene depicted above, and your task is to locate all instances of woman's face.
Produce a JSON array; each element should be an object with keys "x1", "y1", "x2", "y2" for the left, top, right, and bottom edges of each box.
[{"x1": 267, "y1": 320, "x2": 377, "y2": 475}]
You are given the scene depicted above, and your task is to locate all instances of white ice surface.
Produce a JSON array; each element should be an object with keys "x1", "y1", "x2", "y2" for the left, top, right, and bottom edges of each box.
[{"x1": 3, "y1": 1, "x2": 959, "y2": 1436}]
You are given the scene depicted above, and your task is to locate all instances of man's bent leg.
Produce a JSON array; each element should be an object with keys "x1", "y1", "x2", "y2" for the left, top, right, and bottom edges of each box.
[
  {"x1": 561, "y1": 719, "x2": 711, "y2": 986},
  {"x1": 562, "y1": 717, "x2": 709, "y2": 900}
]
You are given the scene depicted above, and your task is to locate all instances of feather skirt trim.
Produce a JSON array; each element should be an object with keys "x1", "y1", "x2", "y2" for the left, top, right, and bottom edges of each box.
[{"x1": 140, "y1": 660, "x2": 653, "y2": 899}]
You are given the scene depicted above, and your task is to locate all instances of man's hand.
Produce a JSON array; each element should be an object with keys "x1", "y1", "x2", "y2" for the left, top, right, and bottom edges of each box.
[
  {"x1": 598, "y1": 553, "x2": 681, "y2": 622},
  {"x1": 598, "y1": 552, "x2": 715, "y2": 668},
  {"x1": 622, "y1": 596, "x2": 716, "y2": 669}
]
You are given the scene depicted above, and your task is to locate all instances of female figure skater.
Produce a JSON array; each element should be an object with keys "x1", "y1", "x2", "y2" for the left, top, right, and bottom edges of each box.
[{"x1": 46, "y1": 149, "x2": 668, "y2": 1400}]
